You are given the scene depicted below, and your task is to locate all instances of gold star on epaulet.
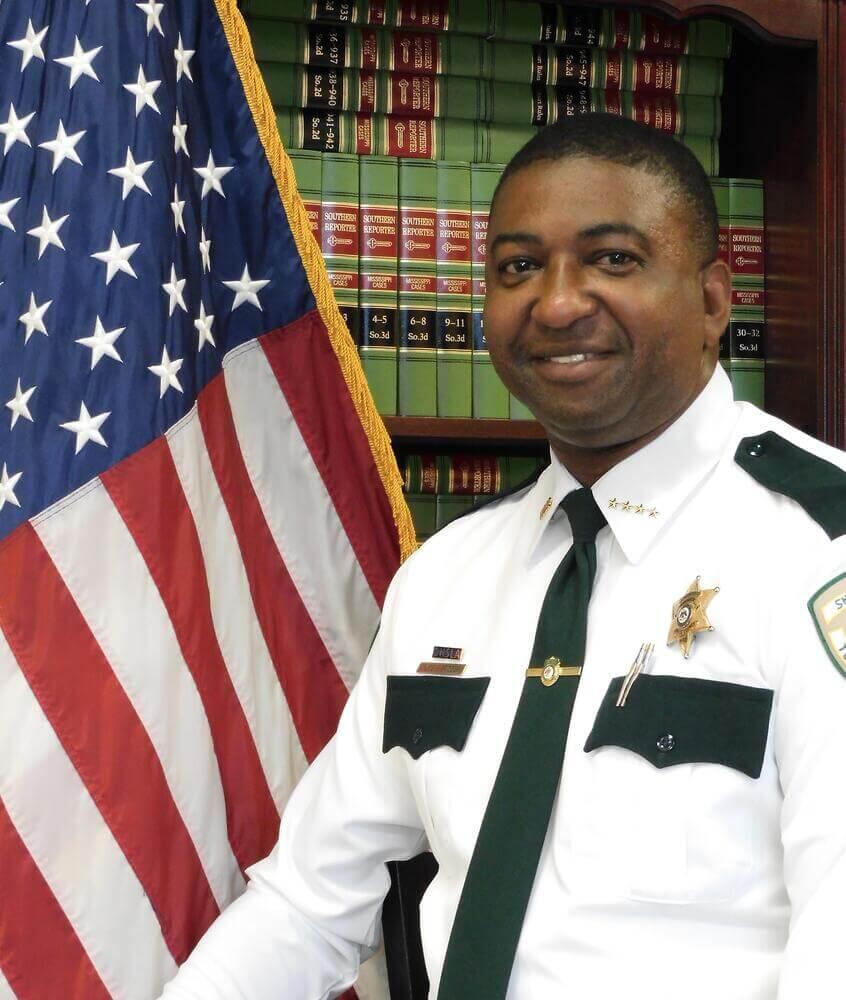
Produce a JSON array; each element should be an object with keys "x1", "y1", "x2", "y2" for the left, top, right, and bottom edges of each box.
[{"x1": 667, "y1": 576, "x2": 719, "y2": 658}]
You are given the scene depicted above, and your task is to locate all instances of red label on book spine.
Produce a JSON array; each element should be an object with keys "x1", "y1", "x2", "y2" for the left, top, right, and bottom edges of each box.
[
  {"x1": 400, "y1": 274, "x2": 438, "y2": 293},
  {"x1": 386, "y1": 117, "x2": 434, "y2": 156},
  {"x1": 361, "y1": 204, "x2": 399, "y2": 259},
  {"x1": 632, "y1": 95, "x2": 678, "y2": 133},
  {"x1": 368, "y1": 0, "x2": 386, "y2": 24},
  {"x1": 642, "y1": 15, "x2": 689, "y2": 54},
  {"x1": 471, "y1": 213, "x2": 488, "y2": 266},
  {"x1": 421, "y1": 455, "x2": 438, "y2": 492},
  {"x1": 718, "y1": 227, "x2": 729, "y2": 263},
  {"x1": 355, "y1": 112, "x2": 374, "y2": 153},
  {"x1": 322, "y1": 201, "x2": 360, "y2": 255},
  {"x1": 391, "y1": 73, "x2": 436, "y2": 116},
  {"x1": 731, "y1": 228, "x2": 765, "y2": 275},
  {"x1": 392, "y1": 32, "x2": 439, "y2": 74},
  {"x1": 303, "y1": 200, "x2": 321, "y2": 239},
  {"x1": 361, "y1": 272, "x2": 399, "y2": 292},
  {"x1": 397, "y1": 0, "x2": 448, "y2": 30},
  {"x1": 437, "y1": 276, "x2": 472, "y2": 295},
  {"x1": 604, "y1": 92, "x2": 622, "y2": 116},
  {"x1": 401, "y1": 207, "x2": 437, "y2": 261},
  {"x1": 732, "y1": 287, "x2": 765, "y2": 308},
  {"x1": 360, "y1": 71, "x2": 377, "y2": 111},
  {"x1": 362, "y1": 29, "x2": 378, "y2": 69},
  {"x1": 328, "y1": 270, "x2": 360, "y2": 290},
  {"x1": 472, "y1": 276, "x2": 486, "y2": 296},
  {"x1": 613, "y1": 11, "x2": 631, "y2": 49},
  {"x1": 437, "y1": 210, "x2": 472, "y2": 264},
  {"x1": 632, "y1": 54, "x2": 679, "y2": 94},
  {"x1": 605, "y1": 50, "x2": 622, "y2": 89}
]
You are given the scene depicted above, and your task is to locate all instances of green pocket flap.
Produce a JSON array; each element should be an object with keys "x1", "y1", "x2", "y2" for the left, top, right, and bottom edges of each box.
[
  {"x1": 383, "y1": 676, "x2": 490, "y2": 760},
  {"x1": 584, "y1": 675, "x2": 773, "y2": 778}
]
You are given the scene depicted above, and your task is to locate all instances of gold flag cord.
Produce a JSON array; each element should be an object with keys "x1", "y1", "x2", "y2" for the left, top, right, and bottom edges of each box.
[{"x1": 213, "y1": 0, "x2": 417, "y2": 562}]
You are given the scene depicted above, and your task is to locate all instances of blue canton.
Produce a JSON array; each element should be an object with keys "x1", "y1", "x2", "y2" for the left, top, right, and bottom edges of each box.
[{"x1": 0, "y1": 0, "x2": 316, "y2": 538}]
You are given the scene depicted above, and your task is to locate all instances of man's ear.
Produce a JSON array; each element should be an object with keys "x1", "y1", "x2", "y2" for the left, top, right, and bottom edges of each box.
[{"x1": 700, "y1": 257, "x2": 732, "y2": 351}]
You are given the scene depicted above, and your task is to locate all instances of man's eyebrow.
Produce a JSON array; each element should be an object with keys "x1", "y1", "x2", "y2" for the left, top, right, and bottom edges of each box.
[
  {"x1": 488, "y1": 231, "x2": 543, "y2": 253},
  {"x1": 578, "y1": 222, "x2": 653, "y2": 253}
]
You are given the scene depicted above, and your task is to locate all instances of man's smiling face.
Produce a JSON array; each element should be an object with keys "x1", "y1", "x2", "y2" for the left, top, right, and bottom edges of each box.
[{"x1": 484, "y1": 156, "x2": 728, "y2": 457}]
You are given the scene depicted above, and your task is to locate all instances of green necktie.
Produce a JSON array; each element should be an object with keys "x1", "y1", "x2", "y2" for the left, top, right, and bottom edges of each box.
[{"x1": 438, "y1": 487, "x2": 606, "y2": 999}]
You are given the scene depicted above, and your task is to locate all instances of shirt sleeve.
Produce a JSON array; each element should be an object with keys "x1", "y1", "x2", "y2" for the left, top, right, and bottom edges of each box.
[
  {"x1": 159, "y1": 567, "x2": 428, "y2": 999},
  {"x1": 772, "y1": 541, "x2": 846, "y2": 998}
]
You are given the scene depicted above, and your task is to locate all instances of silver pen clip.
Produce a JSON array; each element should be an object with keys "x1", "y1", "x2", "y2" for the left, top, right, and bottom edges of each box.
[{"x1": 616, "y1": 641, "x2": 654, "y2": 708}]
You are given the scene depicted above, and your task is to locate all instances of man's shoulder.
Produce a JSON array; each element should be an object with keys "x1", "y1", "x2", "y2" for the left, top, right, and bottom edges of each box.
[{"x1": 730, "y1": 404, "x2": 846, "y2": 540}]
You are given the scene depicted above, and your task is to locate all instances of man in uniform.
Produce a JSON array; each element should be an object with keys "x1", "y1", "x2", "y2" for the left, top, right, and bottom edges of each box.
[{"x1": 162, "y1": 115, "x2": 846, "y2": 998}]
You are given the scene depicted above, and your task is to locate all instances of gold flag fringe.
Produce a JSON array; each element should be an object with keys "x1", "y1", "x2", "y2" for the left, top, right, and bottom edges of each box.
[{"x1": 214, "y1": 0, "x2": 418, "y2": 562}]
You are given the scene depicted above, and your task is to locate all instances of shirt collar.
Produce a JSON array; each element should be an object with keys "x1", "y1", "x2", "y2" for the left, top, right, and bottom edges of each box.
[{"x1": 528, "y1": 365, "x2": 740, "y2": 564}]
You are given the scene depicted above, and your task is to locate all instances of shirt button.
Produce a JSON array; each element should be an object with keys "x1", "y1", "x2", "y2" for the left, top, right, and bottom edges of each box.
[
  {"x1": 656, "y1": 733, "x2": 675, "y2": 753},
  {"x1": 412, "y1": 727, "x2": 423, "y2": 745},
  {"x1": 747, "y1": 440, "x2": 765, "y2": 457}
]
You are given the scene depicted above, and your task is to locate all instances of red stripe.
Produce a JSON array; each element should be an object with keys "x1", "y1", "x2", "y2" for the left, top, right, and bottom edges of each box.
[
  {"x1": 260, "y1": 310, "x2": 400, "y2": 607},
  {"x1": 102, "y1": 437, "x2": 282, "y2": 870},
  {"x1": 198, "y1": 372, "x2": 350, "y2": 761},
  {"x1": 0, "y1": 524, "x2": 219, "y2": 963},
  {"x1": 0, "y1": 798, "x2": 110, "y2": 1000}
]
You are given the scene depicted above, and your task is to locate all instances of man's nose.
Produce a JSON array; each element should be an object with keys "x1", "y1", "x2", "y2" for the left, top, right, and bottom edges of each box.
[{"x1": 530, "y1": 260, "x2": 597, "y2": 330}]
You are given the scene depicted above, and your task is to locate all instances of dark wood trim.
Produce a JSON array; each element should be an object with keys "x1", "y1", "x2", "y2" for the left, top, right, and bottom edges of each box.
[{"x1": 385, "y1": 415, "x2": 546, "y2": 444}]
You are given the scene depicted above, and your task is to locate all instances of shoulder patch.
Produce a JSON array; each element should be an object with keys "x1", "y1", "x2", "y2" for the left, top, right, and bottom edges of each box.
[
  {"x1": 449, "y1": 458, "x2": 550, "y2": 525},
  {"x1": 735, "y1": 431, "x2": 846, "y2": 539},
  {"x1": 808, "y1": 572, "x2": 846, "y2": 679}
]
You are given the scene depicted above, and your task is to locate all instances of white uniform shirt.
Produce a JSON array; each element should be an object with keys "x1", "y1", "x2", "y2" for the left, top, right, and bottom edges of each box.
[{"x1": 162, "y1": 366, "x2": 846, "y2": 999}]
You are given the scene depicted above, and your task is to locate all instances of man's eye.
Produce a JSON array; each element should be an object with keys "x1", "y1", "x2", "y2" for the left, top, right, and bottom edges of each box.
[
  {"x1": 498, "y1": 258, "x2": 538, "y2": 275},
  {"x1": 596, "y1": 251, "x2": 639, "y2": 269}
]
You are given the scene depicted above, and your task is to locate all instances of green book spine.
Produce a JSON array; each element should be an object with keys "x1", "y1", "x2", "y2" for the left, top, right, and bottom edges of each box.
[
  {"x1": 441, "y1": 453, "x2": 504, "y2": 493},
  {"x1": 545, "y1": 48, "x2": 723, "y2": 98},
  {"x1": 710, "y1": 177, "x2": 730, "y2": 266},
  {"x1": 471, "y1": 162, "x2": 508, "y2": 418},
  {"x1": 399, "y1": 159, "x2": 438, "y2": 415},
  {"x1": 402, "y1": 452, "x2": 439, "y2": 492},
  {"x1": 728, "y1": 178, "x2": 765, "y2": 407},
  {"x1": 359, "y1": 155, "x2": 399, "y2": 415},
  {"x1": 509, "y1": 394, "x2": 534, "y2": 420},
  {"x1": 632, "y1": 13, "x2": 732, "y2": 59},
  {"x1": 287, "y1": 149, "x2": 323, "y2": 242},
  {"x1": 321, "y1": 152, "x2": 360, "y2": 337},
  {"x1": 406, "y1": 492, "x2": 437, "y2": 540},
  {"x1": 436, "y1": 493, "x2": 475, "y2": 529},
  {"x1": 504, "y1": 454, "x2": 542, "y2": 488},
  {"x1": 436, "y1": 161, "x2": 473, "y2": 417}
]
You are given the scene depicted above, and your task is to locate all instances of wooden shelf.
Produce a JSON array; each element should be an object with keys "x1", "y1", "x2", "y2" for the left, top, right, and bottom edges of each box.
[{"x1": 384, "y1": 416, "x2": 547, "y2": 445}]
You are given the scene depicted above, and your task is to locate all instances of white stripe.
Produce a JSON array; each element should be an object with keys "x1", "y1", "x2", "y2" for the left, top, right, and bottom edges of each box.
[
  {"x1": 0, "y1": 967, "x2": 16, "y2": 999},
  {"x1": 0, "y1": 630, "x2": 177, "y2": 999},
  {"x1": 167, "y1": 408, "x2": 309, "y2": 815},
  {"x1": 224, "y1": 342, "x2": 381, "y2": 690},
  {"x1": 34, "y1": 484, "x2": 244, "y2": 910}
]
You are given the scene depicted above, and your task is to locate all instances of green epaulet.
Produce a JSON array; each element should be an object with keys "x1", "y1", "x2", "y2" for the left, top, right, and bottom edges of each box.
[
  {"x1": 451, "y1": 458, "x2": 550, "y2": 525},
  {"x1": 734, "y1": 431, "x2": 846, "y2": 539}
]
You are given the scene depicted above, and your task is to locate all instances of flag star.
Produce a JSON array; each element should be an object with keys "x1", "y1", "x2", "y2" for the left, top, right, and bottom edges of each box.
[
  {"x1": 124, "y1": 66, "x2": 161, "y2": 116},
  {"x1": 55, "y1": 36, "x2": 102, "y2": 88},
  {"x1": 136, "y1": 0, "x2": 164, "y2": 36},
  {"x1": 27, "y1": 206, "x2": 69, "y2": 258},
  {"x1": 6, "y1": 379, "x2": 36, "y2": 429},
  {"x1": 174, "y1": 33, "x2": 195, "y2": 81},
  {"x1": 38, "y1": 120, "x2": 85, "y2": 173},
  {"x1": 0, "y1": 104, "x2": 35, "y2": 154},
  {"x1": 194, "y1": 152, "x2": 233, "y2": 199},
  {"x1": 162, "y1": 264, "x2": 187, "y2": 315},
  {"x1": 18, "y1": 293, "x2": 52, "y2": 342},
  {"x1": 172, "y1": 109, "x2": 189, "y2": 155},
  {"x1": 223, "y1": 264, "x2": 270, "y2": 311},
  {"x1": 0, "y1": 464, "x2": 22, "y2": 511},
  {"x1": 170, "y1": 185, "x2": 186, "y2": 233},
  {"x1": 108, "y1": 147, "x2": 153, "y2": 199},
  {"x1": 76, "y1": 316, "x2": 125, "y2": 368},
  {"x1": 7, "y1": 20, "x2": 48, "y2": 71},
  {"x1": 91, "y1": 231, "x2": 140, "y2": 284},
  {"x1": 194, "y1": 302, "x2": 215, "y2": 350},
  {"x1": 60, "y1": 402, "x2": 109, "y2": 454},
  {"x1": 0, "y1": 197, "x2": 20, "y2": 232},
  {"x1": 149, "y1": 346, "x2": 184, "y2": 397},
  {"x1": 198, "y1": 226, "x2": 211, "y2": 272}
]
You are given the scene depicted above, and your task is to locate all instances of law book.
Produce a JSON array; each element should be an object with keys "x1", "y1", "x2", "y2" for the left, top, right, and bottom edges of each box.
[
  {"x1": 262, "y1": 63, "x2": 721, "y2": 135},
  {"x1": 403, "y1": 453, "x2": 506, "y2": 493},
  {"x1": 248, "y1": 20, "x2": 726, "y2": 94},
  {"x1": 321, "y1": 151, "x2": 360, "y2": 337},
  {"x1": 398, "y1": 158, "x2": 438, "y2": 415},
  {"x1": 436, "y1": 493, "x2": 475, "y2": 529},
  {"x1": 727, "y1": 178, "x2": 765, "y2": 407},
  {"x1": 244, "y1": 0, "x2": 732, "y2": 59},
  {"x1": 405, "y1": 492, "x2": 437, "y2": 539},
  {"x1": 470, "y1": 162, "x2": 509, "y2": 418},
  {"x1": 277, "y1": 111, "x2": 718, "y2": 171},
  {"x1": 286, "y1": 148, "x2": 322, "y2": 241},
  {"x1": 436, "y1": 160, "x2": 473, "y2": 416},
  {"x1": 359, "y1": 155, "x2": 399, "y2": 414}
]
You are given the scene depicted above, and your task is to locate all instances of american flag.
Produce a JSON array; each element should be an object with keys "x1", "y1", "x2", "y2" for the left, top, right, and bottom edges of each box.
[{"x1": 0, "y1": 0, "x2": 413, "y2": 995}]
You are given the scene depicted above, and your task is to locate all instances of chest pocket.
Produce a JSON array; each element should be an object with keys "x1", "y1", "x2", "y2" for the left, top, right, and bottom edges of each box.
[
  {"x1": 584, "y1": 674, "x2": 773, "y2": 777},
  {"x1": 383, "y1": 676, "x2": 490, "y2": 759},
  {"x1": 580, "y1": 674, "x2": 774, "y2": 905}
]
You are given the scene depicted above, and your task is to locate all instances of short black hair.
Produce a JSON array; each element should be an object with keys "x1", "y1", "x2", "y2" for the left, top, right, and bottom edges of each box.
[{"x1": 493, "y1": 113, "x2": 719, "y2": 264}]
